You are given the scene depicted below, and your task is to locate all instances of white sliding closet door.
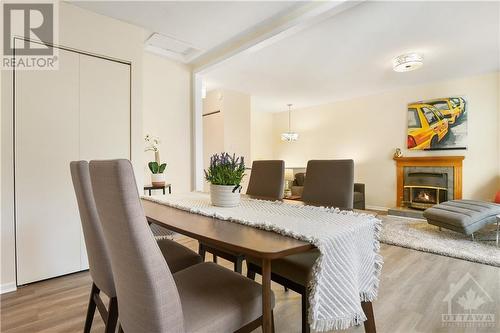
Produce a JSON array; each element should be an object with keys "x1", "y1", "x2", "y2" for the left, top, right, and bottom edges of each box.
[
  {"x1": 15, "y1": 44, "x2": 131, "y2": 284},
  {"x1": 16, "y1": 48, "x2": 81, "y2": 285}
]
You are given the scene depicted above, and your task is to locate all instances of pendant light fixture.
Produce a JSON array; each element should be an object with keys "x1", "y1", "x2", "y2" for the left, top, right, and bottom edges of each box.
[{"x1": 281, "y1": 104, "x2": 299, "y2": 142}]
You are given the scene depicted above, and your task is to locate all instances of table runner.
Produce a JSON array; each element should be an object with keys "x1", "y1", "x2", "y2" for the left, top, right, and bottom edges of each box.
[{"x1": 143, "y1": 193, "x2": 383, "y2": 331}]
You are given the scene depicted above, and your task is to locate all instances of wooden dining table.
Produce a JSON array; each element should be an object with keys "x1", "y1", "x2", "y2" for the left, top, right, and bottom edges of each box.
[{"x1": 142, "y1": 196, "x2": 376, "y2": 333}]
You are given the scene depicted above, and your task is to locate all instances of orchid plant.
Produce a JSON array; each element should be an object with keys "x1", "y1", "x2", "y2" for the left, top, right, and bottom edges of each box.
[
  {"x1": 144, "y1": 134, "x2": 163, "y2": 168},
  {"x1": 204, "y1": 152, "x2": 245, "y2": 192},
  {"x1": 148, "y1": 161, "x2": 167, "y2": 174},
  {"x1": 144, "y1": 134, "x2": 160, "y2": 153}
]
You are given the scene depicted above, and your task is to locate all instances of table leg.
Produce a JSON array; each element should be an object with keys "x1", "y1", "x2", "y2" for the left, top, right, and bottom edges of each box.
[
  {"x1": 496, "y1": 218, "x2": 499, "y2": 247},
  {"x1": 163, "y1": 187, "x2": 165, "y2": 195},
  {"x1": 361, "y1": 301, "x2": 376, "y2": 333},
  {"x1": 261, "y1": 258, "x2": 272, "y2": 333},
  {"x1": 168, "y1": 185, "x2": 172, "y2": 194},
  {"x1": 148, "y1": 189, "x2": 152, "y2": 196}
]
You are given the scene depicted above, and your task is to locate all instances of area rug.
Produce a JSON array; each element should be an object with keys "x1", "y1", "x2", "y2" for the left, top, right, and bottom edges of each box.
[{"x1": 379, "y1": 215, "x2": 500, "y2": 267}]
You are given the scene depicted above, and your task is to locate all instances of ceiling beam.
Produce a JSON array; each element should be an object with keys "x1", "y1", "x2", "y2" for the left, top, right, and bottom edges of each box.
[{"x1": 191, "y1": 0, "x2": 363, "y2": 74}]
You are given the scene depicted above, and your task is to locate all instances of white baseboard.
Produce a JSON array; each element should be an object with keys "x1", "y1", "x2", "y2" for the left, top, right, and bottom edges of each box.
[
  {"x1": 0, "y1": 282, "x2": 17, "y2": 294},
  {"x1": 366, "y1": 205, "x2": 389, "y2": 212}
]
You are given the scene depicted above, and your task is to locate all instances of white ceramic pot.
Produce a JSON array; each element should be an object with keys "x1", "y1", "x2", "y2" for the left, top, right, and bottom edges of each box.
[
  {"x1": 151, "y1": 173, "x2": 165, "y2": 187},
  {"x1": 210, "y1": 184, "x2": 241, "y2": 207}
]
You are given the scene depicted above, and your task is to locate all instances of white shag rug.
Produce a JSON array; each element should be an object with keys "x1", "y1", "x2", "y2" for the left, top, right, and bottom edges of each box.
[{"x1": 379, "y1": 215, "x2": 500, "y2": 267}]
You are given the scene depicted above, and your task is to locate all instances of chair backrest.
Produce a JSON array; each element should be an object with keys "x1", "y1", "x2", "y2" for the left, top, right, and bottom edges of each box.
[
  {"x1": 70, "y1": 161, "x2": 115, "y2": 297},
  {"x1": 246, "y1": 160, "x2": 285, "y2": 200},
  {"x1": 301, "y1": 159, "x2": 354, "y2": 209},
  {"x1": 89, "y1": 159, "x2": 184, "y2": 333}
]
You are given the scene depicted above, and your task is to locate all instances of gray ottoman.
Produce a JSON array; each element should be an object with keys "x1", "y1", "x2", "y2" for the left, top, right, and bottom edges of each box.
[{"x1": 423, "y1": 200, "x2": 500, "y2": 237}]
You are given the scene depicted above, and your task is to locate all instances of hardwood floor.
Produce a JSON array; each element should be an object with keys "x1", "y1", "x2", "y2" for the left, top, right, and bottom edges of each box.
[{"x1": 1, "y1": 237, "x2": 499, "y2": 333}]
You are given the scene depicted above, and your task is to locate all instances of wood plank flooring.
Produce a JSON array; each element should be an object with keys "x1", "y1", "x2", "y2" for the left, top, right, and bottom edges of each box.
[{"x1": 1, "y1": 237, "x2": 499, "y2": 333}]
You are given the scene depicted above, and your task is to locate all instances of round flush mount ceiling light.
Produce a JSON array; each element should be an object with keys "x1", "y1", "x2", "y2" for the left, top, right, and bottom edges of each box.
[{"x1": 392, "y1": 53, "x2": 424, "y2": 72}]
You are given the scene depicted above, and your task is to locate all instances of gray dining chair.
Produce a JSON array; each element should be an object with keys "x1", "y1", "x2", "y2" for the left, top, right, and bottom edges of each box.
[
  {"x1": 246, "y1": 159, "x2": 373, "y2": 333},
  {"x1": 301, "y1": 159, "x2": 354, "y2": 209},
  {"x1": 199, "y1": 160, "x2": 285, "y2": 273},
  {"x1": 246, "y1": 160, "x2": 285, "y2": 199},
  {"x1": 89, "y1": 159, "x2": 274, "y2": 333},
  {"x1": 70, "y1": 161, "x2": 202, "y2": 333}
]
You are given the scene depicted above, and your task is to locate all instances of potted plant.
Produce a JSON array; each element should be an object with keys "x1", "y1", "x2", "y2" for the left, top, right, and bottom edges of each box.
[
  {"x1": 149, "y1": 161, "x2": 167, "y2": 186},
  {"x1": 204, "y1": 152, "x2": 245, "y2": 207}
]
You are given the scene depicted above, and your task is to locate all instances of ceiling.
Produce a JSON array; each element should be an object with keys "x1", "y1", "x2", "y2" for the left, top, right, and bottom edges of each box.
[
  {"x1": 203, "y1": 1, "x2": 500, "y2": 112},
  {"x1": 72, "y1": 1, "x2": 301, "y2": 56}
]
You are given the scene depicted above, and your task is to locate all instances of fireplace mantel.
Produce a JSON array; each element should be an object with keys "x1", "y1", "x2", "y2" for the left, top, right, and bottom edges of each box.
[{"x1": 394, "y1": 156, "x2": 464, "y2": 207}]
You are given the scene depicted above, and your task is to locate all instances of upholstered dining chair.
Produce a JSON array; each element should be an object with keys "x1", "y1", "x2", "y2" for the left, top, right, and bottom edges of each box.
[
  {"x1": 246, "y1": 159, "x2": 373, "y2": 333},
  {"x1": 301, "y1": 159, "x2": 354, "y2": 209},
  {"x1": 89, "y1": 159, "x2": 274, "y2": 333},
  {"x1": 199, "y1": 160, "x2": 285, "y2": 273},
  {"x1": 246, "y1": 160, "x2": 286, "y2": 199},
  {"x1": 70, "y1": 161, "x2": 202, "y2": 333}
]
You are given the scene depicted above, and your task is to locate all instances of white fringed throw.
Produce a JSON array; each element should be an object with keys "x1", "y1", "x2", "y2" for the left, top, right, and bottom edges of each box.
[{"x1": 143, "y1": 193, "x2": 383, "y2": 331}]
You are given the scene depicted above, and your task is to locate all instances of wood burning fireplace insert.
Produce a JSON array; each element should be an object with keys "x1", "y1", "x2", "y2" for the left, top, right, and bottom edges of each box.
[{"x1": 403, "y1": 172, "x2": 448, "y2": 210}]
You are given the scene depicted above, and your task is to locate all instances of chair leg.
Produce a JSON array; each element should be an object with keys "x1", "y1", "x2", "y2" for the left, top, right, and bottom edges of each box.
[
  {"x1": 198, "y1": 243, "x2": 206, "y2": 261},
  {"x1": 84, "y1": 283, "x2": 99, "y2": 333},
  {"x1": 213, "y1": 254, "x2": 218, "y2": 263},
  {"x1": 361, "y1": 301, "x2": 376, "y2": 333},
  {"x1": 105, "y1": 297, "x2": 119, "y2": 333},
  {"x1": 271, "y1": 310, "x2": 275, "y2": 333},
  {"x1": 496, "y1": 220, "x2": 499, "y2": 246},
  {"x1": 234, "y1": 256, "x2": 243, "y2": 274},
  {"x1": 284, "y1": 286, "x2": 289, "y2": 292},
  {"x1": 471, "y1": 233, "x2": 475, "y2": 242},
  {"x1": 301, "y1": 292, "x2": 310, "y2": 333}
]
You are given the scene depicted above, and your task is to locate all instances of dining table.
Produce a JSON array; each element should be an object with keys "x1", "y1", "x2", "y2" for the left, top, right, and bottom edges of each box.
[{"x1": 141, "y1": 195, "x2": 377, "y2": 333}]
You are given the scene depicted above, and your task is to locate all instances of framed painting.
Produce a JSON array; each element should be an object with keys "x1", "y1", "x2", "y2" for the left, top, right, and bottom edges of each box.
[{"x1": 407, "y1": 97, "x2": 467, "y2": 150}]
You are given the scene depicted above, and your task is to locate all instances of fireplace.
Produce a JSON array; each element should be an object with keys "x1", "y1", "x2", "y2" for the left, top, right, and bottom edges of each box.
[
  {"x1": 391, "y1": 156, "x2": 464, "y2": 218},
  {"x1": 403, "y1": 172, "x2": 448, "y2": 209},
  {"x1": 393, "y1": 156, "x2": 464, "y2": 208}
]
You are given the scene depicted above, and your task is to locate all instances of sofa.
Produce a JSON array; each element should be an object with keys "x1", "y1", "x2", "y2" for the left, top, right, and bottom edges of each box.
[{"x1": 290, "y1": 172, "x2": 366, "y2": 210}]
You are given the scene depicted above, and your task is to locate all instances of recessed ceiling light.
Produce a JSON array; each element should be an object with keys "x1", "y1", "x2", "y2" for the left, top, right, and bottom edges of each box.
[{"x1": 392, "y1": 53, "x2": 424, "y2": 72}]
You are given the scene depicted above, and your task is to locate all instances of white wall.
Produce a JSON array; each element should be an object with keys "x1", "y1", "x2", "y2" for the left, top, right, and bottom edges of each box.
[
  {"x1": 268, "y1": 72, "x2": 499, "y2": 209},
  {"x1": 202, "y1": 89, "x2": 251, "y2": 190},
  {"x1": 0, "y1": 68, "x2": 12, "y2": 293},
  {"x1": 203, "y1": 89, "x2": 225, "y2": 167},
  {"x1": 251, "y1": 109, "x2": 274, "y2": 161},
  {"x1": 202, "y1": 90, "x2": 224, "y2": 191},
  {"x1": 1, "y1": 3, "x2": 147, "y2": 291},
  {"x1": 223, "y1": 89, "x2": 251, "y2": 162},
  {"x1": 142, "y1": 52, "x2": 192, "y2": 193}
]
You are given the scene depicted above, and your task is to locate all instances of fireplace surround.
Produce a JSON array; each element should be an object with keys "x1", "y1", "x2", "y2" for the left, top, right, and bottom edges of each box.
[{"x1": 394, "y1": 156, "x2": 464, "y2": 209}]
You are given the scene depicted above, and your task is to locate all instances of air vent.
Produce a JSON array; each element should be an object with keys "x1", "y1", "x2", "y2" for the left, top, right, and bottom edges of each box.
[{"x1": 145, "y1": 33, "x2": 202, "y2": 63}]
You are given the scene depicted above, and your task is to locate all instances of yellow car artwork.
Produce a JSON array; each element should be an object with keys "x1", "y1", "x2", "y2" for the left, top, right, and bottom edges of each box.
[
  {"x1": 425, "y1": 98, "x2": 462, "y2": 125},
  {"x1": 408, "y1": 103, "x2": 449, "y2": 150},
  {"x1": 450, "y1": 97, "x2": 466, "y2": 114}
]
